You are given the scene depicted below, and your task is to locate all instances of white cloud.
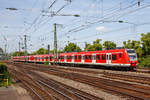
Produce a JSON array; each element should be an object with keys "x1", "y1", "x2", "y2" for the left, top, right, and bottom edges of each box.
[
  {"x1": 96, "y1": 26, "x2": 108, "y2": 32},
  {"x1": 89, "y1": 4, "x2": 96, "y2": 8}
]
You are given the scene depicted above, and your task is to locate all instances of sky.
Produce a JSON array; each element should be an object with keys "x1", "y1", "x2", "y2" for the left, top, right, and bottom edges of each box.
[{"x1": 0, "y1": 0, "x2": 150, "y2": 53}]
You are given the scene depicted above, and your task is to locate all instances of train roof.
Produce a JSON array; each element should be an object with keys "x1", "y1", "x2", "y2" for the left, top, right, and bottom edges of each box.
[
  {"x1": 59, "y1": 49, "x2": 126, "y2": 55},
  {"x1": 13, "y1": 54, "x2": 53, "y2": 58},
  {"x1": 13, "y1": 49, "x2": 136, "y2": 57}
]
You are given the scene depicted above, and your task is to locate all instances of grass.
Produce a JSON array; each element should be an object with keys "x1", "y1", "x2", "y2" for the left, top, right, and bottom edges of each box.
[{"x1": 44, "y1": 61, "x2": 51, "y2": 66}]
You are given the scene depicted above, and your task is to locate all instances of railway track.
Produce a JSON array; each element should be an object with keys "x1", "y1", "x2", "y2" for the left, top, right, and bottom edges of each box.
[
  {"x1": 134, "y1": 68, "x2": 150, "y2": 74},
  {"x1": 42, "y1": 69, "x2": 150, "y2": 100},
  {"x1": 31, "y1": 71, "x2": 101, "y2": 100},
  {"x1": 7, "y1": 62, "x2": 102, "y2": 100},
  {"x1": 7, "y1": 62, "x2": 150, "y2": 99},
  {"x1": 9, "y1": 69, "x2": 54, "y2": 100},
  {"x1": 13, "y1": 62, "x2": 150, "y2": 85}
]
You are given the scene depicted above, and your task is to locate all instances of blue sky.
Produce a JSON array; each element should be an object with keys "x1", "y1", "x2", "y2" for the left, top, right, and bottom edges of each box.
[{"x1": 0, "y1": 0, "x2": 150, "y2": 53}]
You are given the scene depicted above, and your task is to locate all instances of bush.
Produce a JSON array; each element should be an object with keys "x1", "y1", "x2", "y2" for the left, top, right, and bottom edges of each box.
[
  {"x1": 138, "y1": 55, "x2": 150, "y2": 68},
  {"x1": 0, "y1": 64, "x2": 13, "y2": 86}
]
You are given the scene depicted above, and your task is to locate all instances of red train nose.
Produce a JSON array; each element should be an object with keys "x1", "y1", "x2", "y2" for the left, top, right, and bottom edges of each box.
[{"x1": 131, "y1": 61, "x2": 137, "y2": 67}]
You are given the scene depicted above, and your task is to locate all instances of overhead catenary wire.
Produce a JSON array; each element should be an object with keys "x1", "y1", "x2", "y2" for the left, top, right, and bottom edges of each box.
[
  {"x1": 58, "y1": 1, "x2": 149, "y2": 39},
  {"x1": 35, "y1": 0, "x2": 149, "y2": 51},
  {"x1": 68, "y1": 21, "x2": 150, "y2": 42},
  {"x1": 22, "y1": 0, "x2": 59, "y2": 35}
]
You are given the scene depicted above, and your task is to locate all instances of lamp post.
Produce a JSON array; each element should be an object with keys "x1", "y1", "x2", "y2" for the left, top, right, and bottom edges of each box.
[
  {"x1": 6, "y1": 8, "x2": 18, "y2": 11},
  {"x1": 51, "y1": 14, "x2": 80, "y2": 17},
  {"x1": 42, "y1": 12, "x2": 80, "y2": 17},
  {"x1": 117, "y1": 20, "x2": 136, "y2": 25},
  {"x1": 101, "y1": 20, "x2": 136, "y2": 25}
]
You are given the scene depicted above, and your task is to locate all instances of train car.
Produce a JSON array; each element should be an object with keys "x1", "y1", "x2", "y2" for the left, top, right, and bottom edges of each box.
[
  {"x1": 12, "y1": 49, "x2": 138, "y2": 69},
  {"x1": 13, "y1": 54, "x2": 54, "y2": 63},
  {"x1": 57, "y1": 49, "x2": 137, "y2": 69}
]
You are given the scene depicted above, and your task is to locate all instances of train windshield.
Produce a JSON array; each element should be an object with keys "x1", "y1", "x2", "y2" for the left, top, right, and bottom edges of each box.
[
  {"x1": 126, "y1": 49, "x2": 136, "y2": 53},
  {"x1": 129, "y1": 55, "x2": 137, "y2": 61}
]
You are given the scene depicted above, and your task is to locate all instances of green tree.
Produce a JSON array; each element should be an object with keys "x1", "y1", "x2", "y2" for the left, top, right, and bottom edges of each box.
[
  {"x1": 141, "y1": 32, "x2": 150, "y2": 55},
  {"x1": 103, "y1": 41, "x2": 116, "y2": 49},
  {"x1": 36, "y1": 48, "x2": 48, "y2": 54},
  {"x1": 64, "y1": 42, "x2": 81, "y2": 52},
  {"x1": 11, "y1": 51, "x2": 25, "y2": 56},
  {"x1": 123, "y1": 40, "x2": 142, "y2": 57},
  {"x1": 85, "y1": 39, "x2": 102, "y2": 51}
]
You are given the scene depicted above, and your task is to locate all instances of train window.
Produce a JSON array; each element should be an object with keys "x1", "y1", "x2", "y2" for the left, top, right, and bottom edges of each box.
[
  {"x1": 109, "y1": 55, "x2": 111, "y2": 60},
  {"x1": 78, "y1": 56, "x2": 81, "y2": 60},
  {"x1": 93, "y1": 55, "x2": 96, "y2": 60},
  {"x1": 97, "y1": 55, "x2": 100, "y2": 60},
  {"x1": 89, "y1": 55, "x2": 92, "y2": 60},
  {"x1": 127, "y1": 50, "x2": 135, "y2": 53},
  {"x1": 70, "y1": 56, "x2": 72, "y2": 60},
  {"x1": 119, "y1": 53, "x2": 122, "y2": 58},
  {"x1": 75, "y1": 56, "x2": 77, "y2": 60},
  {"x1": 112, "y1": 54, "x2": 117, "y2": 60},
  {"x1": 102, "y1": 55, "x2": 106, "y2": 60},
  {"x1": 72, "y1": 56, "x2": 74, "y2": 60},
  {"x1": 86, "y1": 55, "x2": 88, "y2": 60}
]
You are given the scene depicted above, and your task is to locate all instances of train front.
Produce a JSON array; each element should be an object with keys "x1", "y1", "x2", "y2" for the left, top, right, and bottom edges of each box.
[{"x1": 126, "y1": 49, "x2": 138, "y2": 68}]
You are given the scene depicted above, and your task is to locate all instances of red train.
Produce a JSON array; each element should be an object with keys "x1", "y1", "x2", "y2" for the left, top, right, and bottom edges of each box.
[{"x1": 12, "y1": 49, "x2": 138, "y2": 69}]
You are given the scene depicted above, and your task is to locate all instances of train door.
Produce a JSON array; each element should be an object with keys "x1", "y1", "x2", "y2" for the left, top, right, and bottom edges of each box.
[
  {"x1": 72, "y1": 54, "x2": 74, "y2": 63},
  {"x1": 81, "y1": 54, "x2": 84, "y2": 63},
  {"x1": 64, "y1": 55, "x2": 66, "y2": 63},
  {"x1": 106, "y1": 53, "x2": 111, "y2": 64},
  {"x1": 92, "y1": 54, "x2": 96, "y2": 64}
]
